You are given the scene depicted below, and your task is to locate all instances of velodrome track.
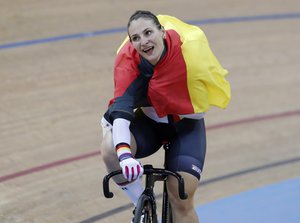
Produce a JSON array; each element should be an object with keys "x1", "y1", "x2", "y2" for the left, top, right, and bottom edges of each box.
[{"x1": 1, "y1": 0, "x2": 300, "y2": 222}]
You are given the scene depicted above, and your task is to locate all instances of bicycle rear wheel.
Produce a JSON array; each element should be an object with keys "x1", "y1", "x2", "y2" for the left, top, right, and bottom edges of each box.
[{"x1": 133, "y1": 194, "x2": 157, "y2": 223}]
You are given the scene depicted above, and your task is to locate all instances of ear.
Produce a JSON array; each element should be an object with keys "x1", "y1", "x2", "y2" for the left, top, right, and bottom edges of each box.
[{"x1": 161, "y1": 26, "x2": 166, "y2": 39}]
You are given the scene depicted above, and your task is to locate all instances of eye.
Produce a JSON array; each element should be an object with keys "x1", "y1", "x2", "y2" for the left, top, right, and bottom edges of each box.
[
  {"x1": 131, "y1": 36, "x2": 140, "y2": 42},
  {"x1": 145, "y1": 30, "x2": 152, "y2": 36}
]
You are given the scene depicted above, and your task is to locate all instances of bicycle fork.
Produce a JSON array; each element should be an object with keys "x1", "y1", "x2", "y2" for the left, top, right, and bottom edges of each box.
[{"x1": 161, "y1": 143, "x2": 173, "y2": 223}]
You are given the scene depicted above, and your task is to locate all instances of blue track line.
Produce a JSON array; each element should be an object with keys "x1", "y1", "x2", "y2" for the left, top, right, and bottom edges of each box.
[
  {"x1": 1, "y1": 12, "x2": 300, "y2": 51},
  {"x1": 0, "y1": 27, "x2": 126, "y2": 50},
  {"x1": 196, "y1": 177, "x2": 300, "y2": 223}
]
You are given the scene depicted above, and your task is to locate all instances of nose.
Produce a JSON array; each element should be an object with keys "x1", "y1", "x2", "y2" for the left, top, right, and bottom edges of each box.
[{"x1": 140, "y1": 36, "x2": 149, "y2": 45}]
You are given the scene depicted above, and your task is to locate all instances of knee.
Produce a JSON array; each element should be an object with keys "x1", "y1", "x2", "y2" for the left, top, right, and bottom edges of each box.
[
  {"x1": 100, "y1": 130, "x2": 116, "y2": 162},
  {"x1": 168, "y1": 192, "x2": 194, "y2": 215},
  {"x1": 167, "y1": 173, "x2": 199, "y2": 214},
  {"x1": 167, "y1": 184, "x2": 194, "y2": 214}
]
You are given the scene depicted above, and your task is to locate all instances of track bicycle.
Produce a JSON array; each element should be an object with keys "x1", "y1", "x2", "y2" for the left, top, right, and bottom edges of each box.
[{"x1": 103, "y1": 144, "x2": 188, "y2": 223}]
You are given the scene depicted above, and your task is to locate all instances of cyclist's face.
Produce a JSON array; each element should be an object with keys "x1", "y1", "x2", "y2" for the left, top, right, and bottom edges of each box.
[{"x1": 128, "y1": 18, "x2": 165, "y2": 65}]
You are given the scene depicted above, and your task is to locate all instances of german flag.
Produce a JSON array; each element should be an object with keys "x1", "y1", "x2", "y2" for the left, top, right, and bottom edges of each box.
[{"x1": 112, "y1": 15, "x2": 231, "y2": 118}]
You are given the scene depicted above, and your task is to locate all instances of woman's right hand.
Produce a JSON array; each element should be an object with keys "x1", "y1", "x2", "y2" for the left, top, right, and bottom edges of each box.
[{"x1": 119, "y1": 157, "x2": 144, "y2": 182}]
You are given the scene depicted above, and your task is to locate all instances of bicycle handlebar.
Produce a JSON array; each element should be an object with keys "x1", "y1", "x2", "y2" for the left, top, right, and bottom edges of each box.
[{"x1": 103, "y1": 165, "x2": 188, "y2": 200}]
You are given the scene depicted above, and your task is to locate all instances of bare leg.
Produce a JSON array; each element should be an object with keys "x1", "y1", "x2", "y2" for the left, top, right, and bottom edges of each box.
[
  {"x1": 167, "y1": 172, "x2": 199, "y2": 223},
  {"x1": 100, "y1": 128, "x2": 143, "y2": 207},
  {"x1": 100, "y1": 128, "x2": 123, "y2": 181}
]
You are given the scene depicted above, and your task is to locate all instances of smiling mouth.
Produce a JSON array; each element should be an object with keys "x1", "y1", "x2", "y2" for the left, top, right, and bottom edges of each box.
[{"x1": 143, "y1": 46, "x2": 154, "y2": 54}]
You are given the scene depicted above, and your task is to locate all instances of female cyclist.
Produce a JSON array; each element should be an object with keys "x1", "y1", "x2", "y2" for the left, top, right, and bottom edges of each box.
[{"x1": 100, "y1": 10, "x2": 231, "y2": 223}]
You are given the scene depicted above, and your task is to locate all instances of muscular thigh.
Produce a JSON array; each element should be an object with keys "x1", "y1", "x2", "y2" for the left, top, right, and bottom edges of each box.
[
  {"x1": 166, "y1": 118, "x2": 206, "y2": 180},
  {"x1": 129, "y1": 109, "x2": 162, "y2": 158}
]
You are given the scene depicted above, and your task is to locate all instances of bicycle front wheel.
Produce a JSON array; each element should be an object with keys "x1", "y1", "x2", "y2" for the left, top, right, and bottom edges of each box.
[{"x1": 133, "y1": 194, "x2": 157, "y2": 223}]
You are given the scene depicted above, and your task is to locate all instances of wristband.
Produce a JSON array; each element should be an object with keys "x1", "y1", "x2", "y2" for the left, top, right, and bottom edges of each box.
[{"x1": 116, "y1": 143, "x2": 133, "y2": 161}]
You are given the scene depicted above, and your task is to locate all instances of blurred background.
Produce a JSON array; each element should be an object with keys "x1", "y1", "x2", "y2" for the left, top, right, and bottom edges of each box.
[{"x1": 1, "y1": 0, "x2": 300, "y2": 222}]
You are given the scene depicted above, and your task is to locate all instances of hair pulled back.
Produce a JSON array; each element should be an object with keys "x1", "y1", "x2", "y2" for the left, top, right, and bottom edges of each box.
[{"x1": 127, "y1": 10, "x2": 162, "y2": 32}]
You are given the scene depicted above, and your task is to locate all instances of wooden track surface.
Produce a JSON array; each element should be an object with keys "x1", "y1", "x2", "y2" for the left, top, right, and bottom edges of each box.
[{"x1": 1, "y1": 1, "x2": 300, "y2": 222}]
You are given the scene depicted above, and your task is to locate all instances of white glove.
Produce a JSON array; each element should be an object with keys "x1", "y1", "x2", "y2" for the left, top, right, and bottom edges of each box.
[{"x1": 119, "y1": 157, "x2": 144, "y2": 182}]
